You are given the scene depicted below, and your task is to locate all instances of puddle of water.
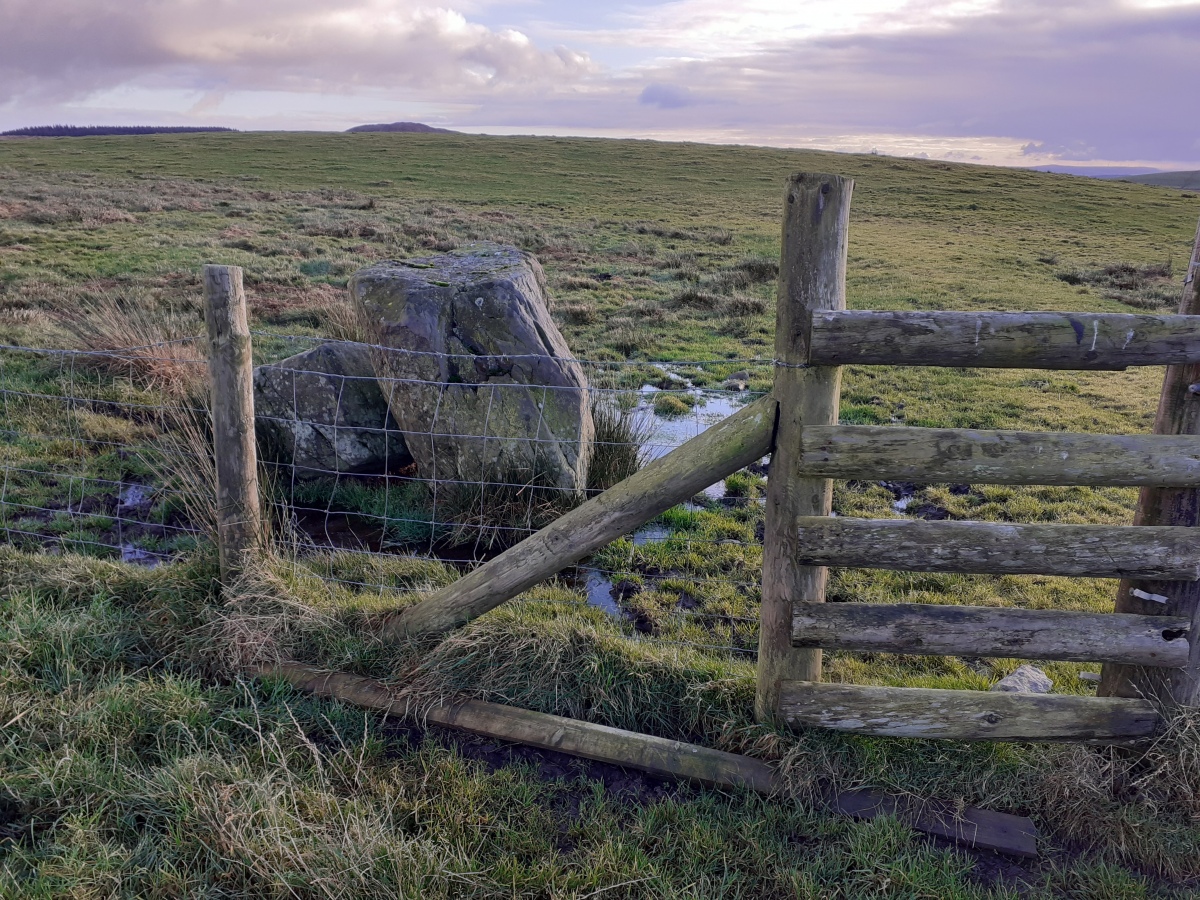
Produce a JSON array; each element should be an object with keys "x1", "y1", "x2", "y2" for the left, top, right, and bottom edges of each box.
[
  {"x1": 640, "y1": 389, "x2": 749, "y2": 461},
  {"x1": 649, "y1": 363, "x2": 691, "y2": 386},
  {"x1": 581, "y1": 523, "x2": 673, "y2": 617},
  {"x1": 582, "y1": 569, "x2": 623, "y2": 616},
  {"x1": 632, "y1": 525, "x2": 669, "y2": 546},
  {"x1": 639, "y1": 387, "x2": 756, "y2": 497},
  {"x1": 118, "y1": 483, "x2": 151, "y2": 510},
  {"x1": 122, "y1": 544, "x2": 162, "y2": 568},
  {"x1": 882, "y1": 481, "x2": 917, "y2": 513}
]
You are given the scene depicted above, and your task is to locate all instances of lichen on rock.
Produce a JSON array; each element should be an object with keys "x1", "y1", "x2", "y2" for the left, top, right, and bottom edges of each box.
[{"x1": 350, "y1": 243, "x2": 594, "y2": 494}]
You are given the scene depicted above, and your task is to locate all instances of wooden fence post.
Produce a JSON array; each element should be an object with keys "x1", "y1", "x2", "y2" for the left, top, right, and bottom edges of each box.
[
  {"x1": 1100, "y1": 217, "x2": 1200, "y2": 706},
  {"x1": 756, "y1": 173, "x2": 853, "y2": 721},
  {"x1": 203, "y1": 264, "x2": 262, "y2": 583}
]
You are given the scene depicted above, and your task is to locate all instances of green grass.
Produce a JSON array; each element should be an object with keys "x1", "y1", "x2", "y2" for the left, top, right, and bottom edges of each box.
[{"x1": 2, "y1": 132, "x2": 1200, "y2": 895}]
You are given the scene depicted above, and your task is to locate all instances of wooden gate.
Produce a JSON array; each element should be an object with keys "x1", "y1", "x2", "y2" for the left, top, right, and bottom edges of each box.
[
  {"x1": 765, "y1": 174, "x2": 1200, "y2": 743},
  {"x1": 363, "y1": 172, "x2": 1200, "y2": 745}
]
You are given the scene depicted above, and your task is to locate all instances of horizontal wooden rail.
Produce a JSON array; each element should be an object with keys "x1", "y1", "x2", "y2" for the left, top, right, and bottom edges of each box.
[
  {"x1": 780, "y1": 682, "x2": 1158, "y2": 742},
  {"x1": 799, "y1": 426, "x2": 1200, "y2": 486},
  {"x1": 382, "y1": 394, "x2": 778, "y2": 639},
  {"x1": 808, "y1": 310, "x2": 1200, "y2": 370},
  {"x1": 260, "y1": 662, "x2": 1039, "y2": 856},
  {"x1": 795, "y1": 517, "x2": 1200, "y2": 580},
  {"x1": 792, "y1": 602, "x2": 1191, "y2": 666}
]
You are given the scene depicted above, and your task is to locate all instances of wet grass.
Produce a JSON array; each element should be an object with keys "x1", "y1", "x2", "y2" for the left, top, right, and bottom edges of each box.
[{"x1": 1, "y1": 132, "x2": 1200, "y2": 895}]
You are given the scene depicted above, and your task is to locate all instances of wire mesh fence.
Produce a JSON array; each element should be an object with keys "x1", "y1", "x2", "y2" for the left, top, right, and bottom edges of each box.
[
  {"x1": 0, "y1": 333, "x2": 773, "y2": 659},
  {"x1": 0, "y1": 341, "x2": 209, "y2": 567}
]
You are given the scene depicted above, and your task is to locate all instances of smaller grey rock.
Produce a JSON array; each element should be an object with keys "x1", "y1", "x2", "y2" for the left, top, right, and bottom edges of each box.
[
  {"x1": 254, "y1": 342, "x2": 412, "y2": 480},
  {"x1": 722, "y1": 379, "x2": 747, "y2": 392},
  {"x1": 1078, "y1": 672, "x2": 1102, "y2": 683},
  {"x1": 990, "y1": 665, "x2": 1053, "y2": 694}
]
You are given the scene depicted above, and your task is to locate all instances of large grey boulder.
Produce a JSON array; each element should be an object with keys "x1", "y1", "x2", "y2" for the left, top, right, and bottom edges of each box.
[
  {"x1": 350, "y1": 244, "x2": 593, "y2": 492},
  {"x1": 254, "y1": 342, "x2": 412, "y2": 479}
]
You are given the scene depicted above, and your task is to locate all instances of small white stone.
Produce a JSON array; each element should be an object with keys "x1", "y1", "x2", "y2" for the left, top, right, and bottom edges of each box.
[{"x1": 990, "y1": 665, "x2": 1052, "y2": 694}]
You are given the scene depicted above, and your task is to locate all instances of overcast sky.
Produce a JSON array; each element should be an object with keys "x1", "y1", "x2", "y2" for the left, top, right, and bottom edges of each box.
[{"x1": 2, "y1": 0, "x2": 1197, "y2": 168}]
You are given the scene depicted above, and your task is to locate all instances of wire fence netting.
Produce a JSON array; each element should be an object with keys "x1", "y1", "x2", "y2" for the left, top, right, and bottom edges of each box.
[{"x1": 0, "y1": 334, "x2": 773, "y2": 659}]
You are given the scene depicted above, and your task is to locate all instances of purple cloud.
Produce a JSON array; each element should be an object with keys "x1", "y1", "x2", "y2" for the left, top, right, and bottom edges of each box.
[{"x1": 639, "y1": 83, "x2": 698, "y2": 109}]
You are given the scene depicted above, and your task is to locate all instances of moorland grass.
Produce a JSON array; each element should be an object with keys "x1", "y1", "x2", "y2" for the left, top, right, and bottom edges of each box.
[{"x1": 1, "y1": 132, "x2": 1200, "y2": 895}]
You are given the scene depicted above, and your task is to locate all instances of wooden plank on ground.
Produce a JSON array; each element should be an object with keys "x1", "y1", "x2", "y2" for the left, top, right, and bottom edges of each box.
[
  {"x1": 799, "y1": 426, "x2": 1200, "y2": 486},
  {"x1": 834, "y1": 790, "x2": 1038, "y2": 858},
  {"x1": 257, "y1": 663, "x2": 777, "y2": 791},
  {"x1": 258, "y1": 662, "x2": 1040, "y2": 857},
  {"x1": 808, "y1": 310, "x2": 1200, "y2": 370},
  {"x1": 794, "y1": 517, "x2": 1200, "y2": 580},
  {"x1": 792, "y1": 602, "x2": 1191, "y2": 666},
  {"x1": 780, "y1": 681, "x2": 1159, "y2": 742}
]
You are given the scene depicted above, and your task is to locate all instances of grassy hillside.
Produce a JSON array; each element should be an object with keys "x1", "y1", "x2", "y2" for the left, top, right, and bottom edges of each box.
[
  {"x1": 1128, "y1": 170, "x2": 1200, "y2": 191},
  {"x1": 1, "y1": 133, "x2": 1200, "y2": 897}
]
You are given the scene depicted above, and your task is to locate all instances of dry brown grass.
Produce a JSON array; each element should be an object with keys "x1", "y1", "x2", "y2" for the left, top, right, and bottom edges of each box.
[{"x1": 56, "y1": 289, "x2": 207, "y2": 398}]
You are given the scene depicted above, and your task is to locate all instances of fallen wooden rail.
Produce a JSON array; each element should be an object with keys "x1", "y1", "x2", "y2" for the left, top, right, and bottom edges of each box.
[
  {"x1": 798, "y1": 426, "x2": 1200, "y2": 486},
  {"x1": 383, "y1": 394, "x2": 778, "y2": 640},
  {"x1": 792, "y1": 602, "x2": 1191, "y2": 666},
  {"x1": 794, "y1": 517, "x2": 1200, "y2": 580},
  {"x1": 780, "y1": 682, "x2": 1158, "y2": 743},
  {"x1": 808, "y1": 310, "x2": 1200, "y2": 370},
  {"x1": 259, "y1": 661, "x2": 1038, "y2": 857}
]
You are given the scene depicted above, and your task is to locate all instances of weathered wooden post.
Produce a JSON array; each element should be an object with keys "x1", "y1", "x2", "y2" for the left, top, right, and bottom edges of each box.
[
  {"x1": 756, "y1": 173, "x2": 852, "y2": 721},
  {"x1": 1101, "y1": 217, "x2": 1200, "y2": 706},
  {"x1": 203, "y1": 264, "x2": 262, "y2": 583}
]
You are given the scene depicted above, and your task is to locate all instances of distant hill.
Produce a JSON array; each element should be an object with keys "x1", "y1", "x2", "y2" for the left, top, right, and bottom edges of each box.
[
  {"x1": 346, "y1": 122, "x2": 457, "y2": 134},
  {"x1": 1, "y1": 125, "x2": 236, "y2": 137},
  {"x1": 1126, "y1": 170, "x2": 1200, "y2": 191},
  {"x1": 1025, "y1": 165, "x2": 1162, "y2": 179}
]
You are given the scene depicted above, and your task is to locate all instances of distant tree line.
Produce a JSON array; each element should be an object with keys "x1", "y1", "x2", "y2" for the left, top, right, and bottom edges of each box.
[{"x1": 1, "y1": 125, "x2": 237, "y2": 137}]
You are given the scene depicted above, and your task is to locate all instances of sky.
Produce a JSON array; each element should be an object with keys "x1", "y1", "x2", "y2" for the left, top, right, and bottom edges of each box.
[{"x1": 1, "y1": 0, "x2": 1198, "y2": 169}]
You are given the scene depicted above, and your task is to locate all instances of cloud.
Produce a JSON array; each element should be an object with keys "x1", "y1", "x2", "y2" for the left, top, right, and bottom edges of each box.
[
  {"x1": 638, "y1": 83, "x2": 698, "y2": 109},
  {"x1": 1, "y1": 0, "x2": 1197, "y2": 167},
  {"x1": 459, "y1": 0, "x2": 1200, "y2": 166},
  {"x1": 0, "y1": 0, "x2": 597, "y2": 106}
]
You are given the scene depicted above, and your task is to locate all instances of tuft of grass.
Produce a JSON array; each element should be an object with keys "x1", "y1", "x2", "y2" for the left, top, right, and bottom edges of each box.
[
  {"x1": 586, "y1": 395, "x2": 653, "y2": 494},
  {"x1": 669, "y1": 287, "x2": 722, "y2": 310},
  {"x1": 1055, "y1": 261, "x2": 1179, "y2": 310},
  {"x1": 653, "y1": 391, "x2": 695, "y2": 417},
  {"x1": 720, "y1": 293, "x2": 769, "y2": 317},
  {"x1": 557, "y1": 302, "x2": 598, "y2": 325},
  {"x1": 55, "y1": 289, "x2": 207, "y2": 398}
]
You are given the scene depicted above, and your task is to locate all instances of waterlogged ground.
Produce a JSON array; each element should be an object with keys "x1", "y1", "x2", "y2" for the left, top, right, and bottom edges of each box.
[{"x1": 1, "y1": 133, "x2": 1200, "y2": 895}]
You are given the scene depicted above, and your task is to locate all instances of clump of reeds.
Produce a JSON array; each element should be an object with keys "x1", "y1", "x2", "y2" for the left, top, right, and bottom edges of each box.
[
  {"x1": 56, "y1": 289, "x2": 207, "y2": 398},
  {"x1": 313, "y1": 291, "x2": 371, "y2": 344},
  {"x1": 586, "y1": 393, "x2": 652, "y2": 494}
]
